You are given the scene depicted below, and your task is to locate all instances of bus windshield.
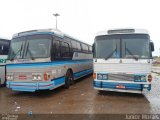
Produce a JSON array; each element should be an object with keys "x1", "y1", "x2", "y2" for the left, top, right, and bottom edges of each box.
[
  {"x1": 94, "y1": 34, "x2": 150, "y2": 59},
  {"x1": 8, "y1": 34, "x2": 51, "y2": 60}
]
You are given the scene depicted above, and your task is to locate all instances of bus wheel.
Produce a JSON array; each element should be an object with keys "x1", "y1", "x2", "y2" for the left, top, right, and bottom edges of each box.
[
  {"x1": 64, "y1": 70, "x2": 73, "y2": 89},
  {"x1": 70, "y1": 71, "x2": 75, "y2": 85}
]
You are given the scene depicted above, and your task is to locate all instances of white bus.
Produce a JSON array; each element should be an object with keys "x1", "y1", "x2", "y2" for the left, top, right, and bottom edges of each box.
[
  {"x1": 93, "y1": 28, "x2": 154, "y2": 93},
  {"x1": 6, "y1": 29, "x2": 92, "y2": 92},
  {"x1": 0, "y1": 38, "x2": 10, "y2": 87}
]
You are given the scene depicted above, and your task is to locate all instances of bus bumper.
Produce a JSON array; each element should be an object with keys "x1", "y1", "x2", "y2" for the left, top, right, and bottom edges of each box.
[
  {"x1": 6, "y1": 77, "x2": 65, "y2": 92},
  {"x1": 93, "y1": 80, "x2": 151, "y2": 94}
]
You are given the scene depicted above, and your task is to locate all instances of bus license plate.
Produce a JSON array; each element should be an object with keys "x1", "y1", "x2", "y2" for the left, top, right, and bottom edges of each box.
[{"x1": 116, "y1": 85, "x2": 125, "y2": 89}]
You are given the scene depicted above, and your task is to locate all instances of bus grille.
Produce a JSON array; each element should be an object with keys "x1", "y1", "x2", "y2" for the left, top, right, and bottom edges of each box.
[{"x1": 108, "y1": 73, "x2": 134, "y2": 81}]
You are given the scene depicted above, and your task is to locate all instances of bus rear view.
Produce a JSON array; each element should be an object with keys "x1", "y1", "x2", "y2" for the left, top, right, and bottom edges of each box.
[{"x1": 93, "y1": 28, "x2": 154, "y2": 93}]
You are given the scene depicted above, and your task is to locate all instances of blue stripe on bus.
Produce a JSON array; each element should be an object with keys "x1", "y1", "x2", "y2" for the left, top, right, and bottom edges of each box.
[
  {"x1": 74, "y1": 69, "x2": 93, "y2": 79},
  {"x1": 7, "y1": 77, "x2": 65, "y2": 92},
  {"x1": 6, "y1": 68, "x2": 92, "y2": 92},
  {"x1": 6, "y1": 60, "x2": 92, "y2": 68},
  {"x1": 93, "y1": 81, "x2": 143, "y2": 91}
]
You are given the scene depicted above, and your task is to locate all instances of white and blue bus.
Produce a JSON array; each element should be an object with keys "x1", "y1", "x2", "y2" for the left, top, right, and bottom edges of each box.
[
  {"x1": 0, "y1": 38, "x2": 10, "y2": 87},
  {"x1": 93, "y1": 28, "x2": 154, "y2": 93},
  {"x1": 6, "y1": 29, "x2": 93, "y2": 92}
]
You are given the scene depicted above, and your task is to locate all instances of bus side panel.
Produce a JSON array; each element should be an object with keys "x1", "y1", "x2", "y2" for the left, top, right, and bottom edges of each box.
[
  {"x1": 72, "y1": 60, "x2": 93, "y2": 80},
  {"x1": 6, "y1": 60, "x2": 92, "y2": 92}
]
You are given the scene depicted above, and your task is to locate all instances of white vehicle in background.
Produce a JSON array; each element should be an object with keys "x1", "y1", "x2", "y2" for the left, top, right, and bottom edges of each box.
[
  {"x1": 93, "y1": 28, "x2": 154, "y2": 93},
  {"x1": 0, "y1": 38, "x2": 10, "y2": 87}
]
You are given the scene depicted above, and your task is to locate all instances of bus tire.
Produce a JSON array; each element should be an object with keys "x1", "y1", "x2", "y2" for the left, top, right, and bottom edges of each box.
[
  {"x1": 64, "y1": 70, "x2": 73, "y2": 89},
  {"x1": 70, "y1": 71, "x2": 75, "y2": 85}
]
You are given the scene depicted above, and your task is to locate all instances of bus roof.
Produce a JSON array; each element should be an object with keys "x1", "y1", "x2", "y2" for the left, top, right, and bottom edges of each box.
[
  {"x1": 12, "y1": 28, "x2": 91, "y2": 46},
  {"x1": 96, "y1": 28, "x2": 149, "y2": 36},
  {"x1": 12, "y1": 28, "x2": 63, "y2": 38}
]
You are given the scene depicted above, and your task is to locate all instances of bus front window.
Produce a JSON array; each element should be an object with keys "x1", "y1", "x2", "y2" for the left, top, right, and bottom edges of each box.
[
  {"x1": 9, "y1": 34, "x2": 51, "y2": 60},
  {"x1": 94, "y1": 36, "x2": 120, "y2": 59},
  {"x1": 94, "y1": 34, "x2": 150, "y2": 59},
  {"x1": 8, "y1": 38, "x2": 25, "y2": 60},
  {"x1": 25, "y1": 35, "x2": 51, "y2": 59},
  {"x1": 122, "y1": 34, "x2": 150, "y2": 59}
]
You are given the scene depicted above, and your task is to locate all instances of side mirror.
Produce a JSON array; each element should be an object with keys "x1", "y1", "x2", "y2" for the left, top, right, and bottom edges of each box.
[{"x1": 150, "y1": 42, "x2": 154, "y2": 52}]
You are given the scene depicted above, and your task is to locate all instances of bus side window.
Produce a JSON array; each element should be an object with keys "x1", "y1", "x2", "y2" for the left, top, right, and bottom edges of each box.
[
  {"x1": 82, "y1": 43, "x2": 88, "y2": 53},
  {"x1": 54, "y1": 40, "x2": 61, "y2": 59},
  {"x1": 71, "y1": 40, "x2": 77, "y2": 52},
  {"x1": 77, "y1": 42, "x2": 81, "y2": 52},
  {"x1": 89, "y1": 46, "x2": 92, "y2": 53},
  {"x1": 61, "y1": 42, "x2": 71, "y2": 59}
]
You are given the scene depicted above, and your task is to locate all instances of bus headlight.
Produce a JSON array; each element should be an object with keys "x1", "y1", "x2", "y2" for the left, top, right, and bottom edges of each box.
[
  {"x1": 97, "y1": 74, "x2": 102, "y2": 80},
  {"x1": 32, "y1": 73, "x2": 42, "y2": 81},
  {"x1": 141, "y1": 76, "x2": 146, "y2": 81},
  {"x1": 37, "y1": 75, "x2": 42, "y2": 80},
  {"x1": 97, "y1": 73, "x2": 108, "y2": 80},
  {"x1": 6, "y1": 74, "x2": 14, "y2": 80},
  {"x1": 134, "y1": 75, "x2": 146, "y2": 82},
  {"x1": 102, "y1": 74, "x2": 108, "y2": 80}
]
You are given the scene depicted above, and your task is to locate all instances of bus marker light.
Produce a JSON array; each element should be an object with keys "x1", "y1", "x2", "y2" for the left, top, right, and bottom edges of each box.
[
  {"x1": 44, "y1": 73, "x2": 48, "y2": 81},
  {"x1": 93, "y1": 73, "x2": 96, "y2": 79},
  {"x1": 148, "y1": 75, "x2": 152, "y2": 82}
]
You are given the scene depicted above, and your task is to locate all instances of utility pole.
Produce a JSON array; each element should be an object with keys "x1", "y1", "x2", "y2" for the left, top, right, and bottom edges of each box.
[{"x1": 53, "y1": 13, "x2": 60, "y2": 29}]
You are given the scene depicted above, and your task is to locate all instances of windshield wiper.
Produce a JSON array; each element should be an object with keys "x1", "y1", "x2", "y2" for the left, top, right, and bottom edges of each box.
[
  {"x1": 26, "y1": 42, "x2": 34, "y2": 60},
  {"x1": 125, "y1": 42, "x2": 138, "y2": 61},
  {"x1": 105, "y1": 44, "x2": 117, "y2": 60},
  {"x1": 10, "y1": 44, "x2": 23, "y2": 61}
]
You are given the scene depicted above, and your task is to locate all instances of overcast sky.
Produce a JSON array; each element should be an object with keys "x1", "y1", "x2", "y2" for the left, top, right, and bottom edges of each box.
[{"x1": 0, "y1": 0, "x2": 160, "y2": 56}]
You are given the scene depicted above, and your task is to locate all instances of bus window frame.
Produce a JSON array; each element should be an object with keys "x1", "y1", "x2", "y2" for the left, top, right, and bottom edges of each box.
[{"x1": 52, "y1": 36, "x2": 72, "y2": 61}]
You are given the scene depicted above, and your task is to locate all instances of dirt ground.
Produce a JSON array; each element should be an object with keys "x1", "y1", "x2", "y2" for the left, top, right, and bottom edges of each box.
[{"x1": 0, "y1": 74, "x2": 160, "y2": 120}]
